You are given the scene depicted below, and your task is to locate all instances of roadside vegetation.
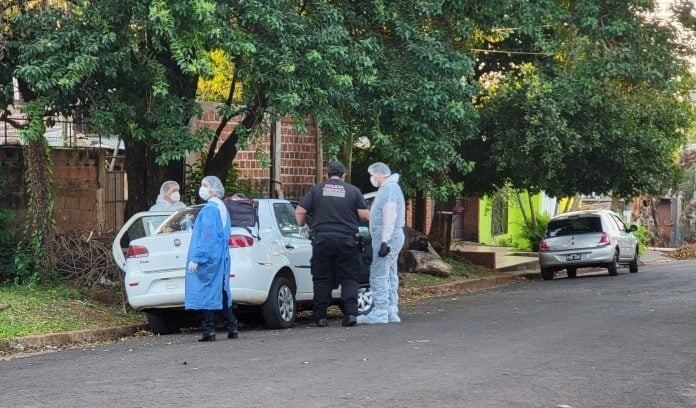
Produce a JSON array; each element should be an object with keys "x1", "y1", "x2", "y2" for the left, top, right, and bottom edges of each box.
[{"x1": 0, "y1": 285, "x2": 142, "y2": 347}]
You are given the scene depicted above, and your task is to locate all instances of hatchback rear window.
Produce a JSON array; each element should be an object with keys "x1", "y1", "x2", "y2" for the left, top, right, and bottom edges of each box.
[
  {"x1": 546, "y1": 216, "x2": 603, "y2": 237},
  {"x1": 157, "y1": 207, "x2": 203, "y2": 234}
]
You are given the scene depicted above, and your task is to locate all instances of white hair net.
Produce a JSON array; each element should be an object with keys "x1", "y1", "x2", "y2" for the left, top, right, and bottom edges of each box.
[
  {"x1": 202, "y1": 175, "x2": 225, "y2": 198},
  {"x1": 159, "y1": 180, "x2": 180, "y2": 195},
  {"x1": 368, "y1": 162, "x2": 392, "y2": 177}
]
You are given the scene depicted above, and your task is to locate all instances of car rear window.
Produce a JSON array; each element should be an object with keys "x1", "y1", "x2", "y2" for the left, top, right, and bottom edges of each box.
[
  {"x1": 157, "y1": 207, "x2": 203, "y2": 234},
  {"x1": 546, "y1": 216, "x2": 603, "y2": 237}
]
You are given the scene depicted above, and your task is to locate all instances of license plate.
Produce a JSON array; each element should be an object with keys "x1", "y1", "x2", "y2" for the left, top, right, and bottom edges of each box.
[
  {"x1": 165, "y1": 282, "x2": 179, "y2": 290},
  {"x1": 566, "y1": 253, "x2": 581, "y2": 261}
]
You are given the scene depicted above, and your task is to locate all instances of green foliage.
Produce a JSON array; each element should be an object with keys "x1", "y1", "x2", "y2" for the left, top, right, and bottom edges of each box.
[
  {"x1": 633, "y1": 225, "x2": 649, "y2": 256},
  {"x1": 514, "y1": 214, "x2": 550, "y2": 252},
  {"x1": 493, "y1": 235, "x2": 516, "y2": 248},
  {"x1": 0, "y1": 172, "x2": 17, "y2": 284},
  {"x1": 0, "y1": 284, "x2": 143, "y2": 343},
  {"x1": 461, "y1": 1, "x2": 694, "y2": 198},
  {"x1": 184, "y1": 158, "x2": 260, "y2": 204}
]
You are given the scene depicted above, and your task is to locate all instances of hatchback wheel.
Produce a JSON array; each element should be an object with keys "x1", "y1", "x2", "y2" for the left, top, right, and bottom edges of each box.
[
  {"x1": 145, "y1": 310, "x2": 181, "y2": 335},
  {"x1": 540, "y1": 268, "x2": 554, "y2": 281},
  {"x1": 607, "y1": 250, "x2": 619, "y2": 276},
  {"x1": 357, "y1": 287, "x2": 373, "y2": 315},
  {"x1": 566, "y1": 268, "x2": 577, "y2": 279},
  {"x1": 262, "y1": 275, "x2": 296, "y2": 329}
]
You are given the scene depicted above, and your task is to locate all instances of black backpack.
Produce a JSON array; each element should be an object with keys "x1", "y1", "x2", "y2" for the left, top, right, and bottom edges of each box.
[{"x1": 223, "y1": 194, "x2": 260, "y2": 240}]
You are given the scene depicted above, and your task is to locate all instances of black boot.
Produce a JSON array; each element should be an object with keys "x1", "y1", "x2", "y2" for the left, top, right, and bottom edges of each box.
[
  {"x1": 198, "y1": 334, "x2": 216, "y2": 342},
  {"x1": 228, "y1": 331, "x2": 238, "y2": 339},
  {"x1": 342, "y1": 315, "x2": 357, "y2": 327}
]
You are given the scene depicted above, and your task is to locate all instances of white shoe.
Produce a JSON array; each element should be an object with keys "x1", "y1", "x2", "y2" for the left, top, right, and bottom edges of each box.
[{"x1": 357, "y1": 309, "x2": 388, "y2": 324}]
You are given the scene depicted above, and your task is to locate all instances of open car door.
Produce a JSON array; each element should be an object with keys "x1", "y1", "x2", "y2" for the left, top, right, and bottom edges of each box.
[{"x1": 112, "y1": 212, "x2": 173, "y2": 272}]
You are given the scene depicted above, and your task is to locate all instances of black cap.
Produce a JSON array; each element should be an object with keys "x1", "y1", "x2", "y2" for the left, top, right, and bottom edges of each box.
[{"x1": 327, "y1": 161, "x2": 346, "y2": 177}]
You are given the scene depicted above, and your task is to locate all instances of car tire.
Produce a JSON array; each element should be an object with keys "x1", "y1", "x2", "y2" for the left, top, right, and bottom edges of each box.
[
  {"x1": 145, "y1": 310, "x2": 181, "y2": 335},
  {"x1": 541, "y1": 268, "x2": 554, "y2": 281},
  {"x1": 629, "y1": 251, "x2": 639, "y2": 273},
  {"x1": 566, "y1": 268, "x2": 577, "y2": 279},
  {"x1": 262, "y1": 275, "x2": 296, "y2": 329},
  {"x1": 607, "y1": 250, "x2": 620, "y2": 276}
]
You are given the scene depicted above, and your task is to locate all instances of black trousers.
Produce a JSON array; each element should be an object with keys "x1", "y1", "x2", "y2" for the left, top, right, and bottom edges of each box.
[
  {"x1": 201, "y1": 287, "x2": 238, "y2": 336},
  {"x1": 311, "y1": 234, "x2": 360, "y2": 319}
]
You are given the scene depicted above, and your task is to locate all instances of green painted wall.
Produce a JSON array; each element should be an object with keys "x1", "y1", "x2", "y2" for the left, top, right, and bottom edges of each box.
[{"x1": 478, "y1": 192, "x2": 542, "y2": 246}]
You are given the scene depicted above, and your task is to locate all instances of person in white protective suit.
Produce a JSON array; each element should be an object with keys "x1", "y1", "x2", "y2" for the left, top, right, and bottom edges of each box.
[
  {"x1": 150, "y1": 180, "x2": 186, "y2": 212},
  {"x1": 358, "y1": 162, "x2": 406, "y2": 324}
]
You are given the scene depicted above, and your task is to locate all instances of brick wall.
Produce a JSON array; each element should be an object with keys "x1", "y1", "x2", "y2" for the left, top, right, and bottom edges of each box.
[
  {"x1": 195, "y1": 102, "x2": 318, "y2": 200},
  {"x1": 0, "y1": 146, "x2": 106, "y2": 233}
]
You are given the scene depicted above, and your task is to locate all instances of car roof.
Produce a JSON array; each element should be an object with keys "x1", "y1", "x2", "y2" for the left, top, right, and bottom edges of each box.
[{"x1": 551, "y1": 210, "x2": 615, "y2": 221}]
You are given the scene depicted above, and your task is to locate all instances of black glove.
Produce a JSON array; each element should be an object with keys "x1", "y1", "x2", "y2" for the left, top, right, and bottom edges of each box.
[{"x1": 378, "y1": 242, "x2": 390, "y2": 257}]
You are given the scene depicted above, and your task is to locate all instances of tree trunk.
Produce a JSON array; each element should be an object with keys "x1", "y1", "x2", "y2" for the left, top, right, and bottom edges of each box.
[
  {"x1": 404, "y1": 250, "x2": 452, "y2": 277},
  {"x1": 23, "y1": 137, "x2": 56, "y2": 278},
  {"x1": 124, "y1": 139, "x2": 184, "y2": 218},
  {"x1": 515, "y1": 192, "x2": 529, "y2": 225},
  {"x1": 204, "y1": 91, "x2": 267, "y2": 185},
  {"x1": 527, "y1": 193, "x2": 536, "y2": 226},
  {"x1": 414, "y1": 191, "x2": 427, "y2": 233},
  {"x1": 342, "y1": 134, "x2": 353, "y2": 183}
]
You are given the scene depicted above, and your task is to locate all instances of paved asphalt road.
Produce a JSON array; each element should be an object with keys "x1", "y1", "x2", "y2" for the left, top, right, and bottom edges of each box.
[{"x1": 3, "y1": 261, "x2": 696, "y2": 408}]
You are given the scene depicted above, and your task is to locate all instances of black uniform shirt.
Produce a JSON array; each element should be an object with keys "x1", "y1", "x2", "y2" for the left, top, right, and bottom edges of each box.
[{"x1": 299, "y1": 178, "x2": 367, "y2": 237}]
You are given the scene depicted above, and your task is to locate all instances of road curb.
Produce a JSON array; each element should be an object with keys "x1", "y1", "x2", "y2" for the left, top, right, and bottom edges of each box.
[{"x1": 1, "y1": 323, "x2": 148, "y2": 353}]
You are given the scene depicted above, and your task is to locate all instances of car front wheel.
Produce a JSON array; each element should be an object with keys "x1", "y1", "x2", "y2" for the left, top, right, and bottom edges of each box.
[
  {"x1": 629, "y1": 249, "x2": 639, "y2": 273},
  {"x1": 262, "y1": 275, "x2": 296, "y2": 329},
  {"x1": 357, "y1": 286, "x2": 373, "y2": 315}
]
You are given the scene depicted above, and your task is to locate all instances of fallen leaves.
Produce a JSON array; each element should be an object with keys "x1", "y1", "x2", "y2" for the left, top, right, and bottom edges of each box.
[{"x1": 666, "y1": 244, "x2": 696, "y2": 260}]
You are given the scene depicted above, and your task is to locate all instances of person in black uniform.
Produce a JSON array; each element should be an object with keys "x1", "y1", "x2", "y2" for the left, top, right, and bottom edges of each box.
[{"x1": 295, "y1": 161, "x2": 369, "y2": 327}]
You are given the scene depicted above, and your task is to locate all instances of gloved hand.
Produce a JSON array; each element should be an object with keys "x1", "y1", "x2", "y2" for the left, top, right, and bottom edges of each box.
[
  {"x1": 299, "y1": 224, "x2": 310, "y2": 239},
  {"x1": 378, "y1": 242, "x2": 390, "y2": 257},
  {"x1": 188, "y1": 261, "x2": 198, "y2": 272}
]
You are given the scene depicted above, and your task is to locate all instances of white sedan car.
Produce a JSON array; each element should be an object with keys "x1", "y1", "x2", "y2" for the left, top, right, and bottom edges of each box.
[{"x1": 113, "y1": 199, "x2": 372, "y2": 334}]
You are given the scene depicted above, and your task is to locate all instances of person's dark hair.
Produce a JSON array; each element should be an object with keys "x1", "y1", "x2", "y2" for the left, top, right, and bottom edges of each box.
[{"x1": 327, "y1": 161, "x2": 346, "y2": 177}]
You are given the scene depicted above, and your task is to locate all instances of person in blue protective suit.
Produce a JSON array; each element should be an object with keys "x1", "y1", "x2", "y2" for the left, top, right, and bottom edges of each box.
[
  {"x1": 185, "y1": 175, "x2": 239, "y2": 342},
  {"x1": 358, "y1": 163, "x2": 406, "y2": 324}
]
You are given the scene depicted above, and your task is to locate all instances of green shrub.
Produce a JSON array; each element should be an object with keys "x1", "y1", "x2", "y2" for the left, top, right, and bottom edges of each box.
[
  {"x1": 493, "y1": 235, "x2": 516, "y2": 247},
  {"x1": 633, "y1": 224, "x2": 649, "y2": 256},
  {"x1": 514, "y1": 214, "x2": 550, "y2": 252}
]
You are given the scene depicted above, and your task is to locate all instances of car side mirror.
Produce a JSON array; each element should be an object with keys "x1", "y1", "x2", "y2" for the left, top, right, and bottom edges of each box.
[{"x1": 628, "y1": 224, "x2": 638, "y2": 233}]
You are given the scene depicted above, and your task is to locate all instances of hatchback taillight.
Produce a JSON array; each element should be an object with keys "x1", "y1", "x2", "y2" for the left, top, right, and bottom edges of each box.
[
  {"x1": 229, "y1": 235, "x2": 254, "y2": 248},
  {"x1": 598, "y1": 232, "x2": 611, "y2": 246},
  {"x1": 539, "y1": 239, "x2": 550, "y2": 252},
  {"x1": 126, "y1": 245, "x2": 149, "y2": 258}
]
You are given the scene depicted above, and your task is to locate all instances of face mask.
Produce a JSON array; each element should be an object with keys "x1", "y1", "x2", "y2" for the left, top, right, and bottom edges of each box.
[
  {"x1": 198, "y1": 187, "x2": 211, "y2": 201},
  {"x1": 370, "y1": 175, "x2": 379, "y2": 188},
  {"x1": 169, "y1": 192, "x2": 180, "y2": 202}
]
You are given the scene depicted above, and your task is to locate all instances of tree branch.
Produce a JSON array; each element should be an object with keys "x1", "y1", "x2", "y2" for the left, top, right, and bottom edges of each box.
[{"x1": 204, "y1": 67, "x2": 238, "y2": 170}]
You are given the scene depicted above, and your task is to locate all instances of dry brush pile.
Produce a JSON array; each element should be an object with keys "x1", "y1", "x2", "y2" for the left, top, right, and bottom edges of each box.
[{"x1": 53, "y1": 230, "x2": 126, "y2": 309}]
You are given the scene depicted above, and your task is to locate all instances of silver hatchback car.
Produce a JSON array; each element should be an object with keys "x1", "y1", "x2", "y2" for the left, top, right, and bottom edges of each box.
[{"x1": 538, "y1": 210, "x2": 639, "y2": 280}]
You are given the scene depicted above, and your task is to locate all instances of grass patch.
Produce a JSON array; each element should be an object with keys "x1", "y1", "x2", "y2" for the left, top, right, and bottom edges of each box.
[
  {"x1": 0, "y1": 285, "x2": 143, "y2": 344},
  {"x1": 401, "y1": 257, "x2": 496, "y2": 301}
]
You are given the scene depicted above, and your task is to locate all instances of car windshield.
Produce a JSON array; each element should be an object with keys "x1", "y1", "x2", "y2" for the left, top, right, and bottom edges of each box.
[
  {"x1": 156, "y1": 207, "x2": 203, "y2": 234},
  {"x1": 546, "y1": 216, "x2": 603, "y2": 237}
]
